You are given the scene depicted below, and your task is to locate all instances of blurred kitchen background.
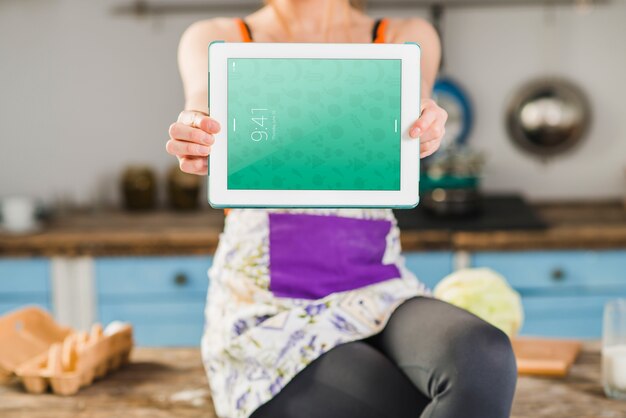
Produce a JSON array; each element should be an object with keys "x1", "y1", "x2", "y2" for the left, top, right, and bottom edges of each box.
[{"x1": 1, "y1": 0, "x2": 626, "y2": 347}]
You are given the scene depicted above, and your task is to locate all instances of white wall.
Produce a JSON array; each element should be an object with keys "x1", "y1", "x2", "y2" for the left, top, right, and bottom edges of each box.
[
  {"x1": 441, "y1": 2, "x2": 626, "y2": 200},
  {"x1": 1, "y1": 0, "x2": 625, "y2": 207}
]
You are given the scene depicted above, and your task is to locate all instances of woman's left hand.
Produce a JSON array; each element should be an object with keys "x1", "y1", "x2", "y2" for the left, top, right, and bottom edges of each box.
[{"x1": 409, "y1": 98, "x2": 448, "y2": 158}]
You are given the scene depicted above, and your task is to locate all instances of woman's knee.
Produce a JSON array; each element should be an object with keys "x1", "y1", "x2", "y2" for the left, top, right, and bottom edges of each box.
[
  {"x1": 402, "y1": 297, "x2": 517, "y2": 384},
  {"x1": 444, "y1": 318, "x2": 518, "y2": 396},
  {"x1": 370, "y1": 296, "x2": 517, "y2": 399}
]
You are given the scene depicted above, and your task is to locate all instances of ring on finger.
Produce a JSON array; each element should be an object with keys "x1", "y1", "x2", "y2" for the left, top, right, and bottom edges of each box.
[
  {"x1": 178, "y1": 111, "x2": 194, "y2": 127},
  {"x1": 178, "y1": 110, "x2": 207, "y2": 129},
  {"x1": 192, "y1": 112, "x2": 204, "y2": 129}
]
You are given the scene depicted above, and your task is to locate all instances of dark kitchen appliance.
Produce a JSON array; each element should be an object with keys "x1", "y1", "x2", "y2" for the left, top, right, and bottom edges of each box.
[{"x1": 394, "y1": 194, "x2": 547, "y2": 231}]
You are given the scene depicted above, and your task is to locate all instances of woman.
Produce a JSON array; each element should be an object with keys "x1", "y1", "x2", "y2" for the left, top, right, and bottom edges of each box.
[{"x1": 167, "y1": 1, "x2": 518, "y2": 417}]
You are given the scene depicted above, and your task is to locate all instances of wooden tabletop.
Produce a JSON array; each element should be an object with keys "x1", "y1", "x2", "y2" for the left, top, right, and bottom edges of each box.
[
  {"x1": 0, "y1": 210, "x2": 224, "y2": 257},
  {"x1": 1, "y1": 342, "x2": 624, "y2": 418},
  {"x1": 0, "y1": 201, "x2": 625, "y2": 256}
]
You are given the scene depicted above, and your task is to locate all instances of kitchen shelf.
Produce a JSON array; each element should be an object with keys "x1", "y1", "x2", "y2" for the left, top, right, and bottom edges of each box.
[{"x1": 111, "y1": 0, "x2": 608, "y2": 16}]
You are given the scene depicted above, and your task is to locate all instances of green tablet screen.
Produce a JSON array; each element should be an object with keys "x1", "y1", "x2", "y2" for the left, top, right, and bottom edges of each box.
[{"x1": 227, "y1": 58, "x2": 401, "y2": 190}]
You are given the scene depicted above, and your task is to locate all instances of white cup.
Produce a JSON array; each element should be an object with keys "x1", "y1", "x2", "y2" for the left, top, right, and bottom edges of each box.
[
  {"x1": 0, "y1": 196, "x2": 39, "y2": 234},
  {"x1": 603, "y1": 298, "x2": 626, "y2": 400}
]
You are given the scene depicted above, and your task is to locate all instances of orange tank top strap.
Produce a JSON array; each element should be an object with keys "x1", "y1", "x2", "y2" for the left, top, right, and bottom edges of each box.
[
  {"x1": 372, "y1": 18, "x2": 389, "y2": 44},
  {"x1": 237, "y1": 18, "x2": 254, "y2": 43}
]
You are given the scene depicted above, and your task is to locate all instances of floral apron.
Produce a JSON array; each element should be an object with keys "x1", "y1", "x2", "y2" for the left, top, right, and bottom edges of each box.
[{"x1": 201, "y1": 208, "x2": 431, "y2": 418}]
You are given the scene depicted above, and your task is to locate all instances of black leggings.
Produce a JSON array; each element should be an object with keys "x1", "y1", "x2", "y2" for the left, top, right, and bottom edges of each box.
[{"x1": 250, "y1": 296, "x2": 517, "y2": 418}]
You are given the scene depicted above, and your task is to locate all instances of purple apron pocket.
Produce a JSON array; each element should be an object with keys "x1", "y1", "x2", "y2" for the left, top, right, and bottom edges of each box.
[{"x1": 268, "y1": 213, "x2": 401, "y2": 300}]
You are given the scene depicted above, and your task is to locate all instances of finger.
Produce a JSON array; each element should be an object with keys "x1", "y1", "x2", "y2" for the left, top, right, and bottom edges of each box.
[
  {"x1": 166, "y1": 139, "x2": 211, "y2": 157},
  {"x1": 410, "y1": 107, "x2": 438, "y2": 138},
  {"x1": 169, "y1": 122, "x2": 215, "y2": 145},
  {"x1": 178, "y1": 156, "x2": 208, "y2": 175},
  {"x1": 195, "y1": 116, "x2": 221, "y2": 134},
  {"x1": 178, "y1": 111, "x2": 221, "y2": 134},
  {"x1": 420, "y1": 124, "x2": 445, "y2": 143},
  {"x1": 420, "y1": 140, "x2": 440, "y2": 158}
]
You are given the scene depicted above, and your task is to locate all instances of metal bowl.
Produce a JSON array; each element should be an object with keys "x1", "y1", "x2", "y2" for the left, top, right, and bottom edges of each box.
[{"x1": 506, "y1": 77, "x2": 591, "y2": 157}]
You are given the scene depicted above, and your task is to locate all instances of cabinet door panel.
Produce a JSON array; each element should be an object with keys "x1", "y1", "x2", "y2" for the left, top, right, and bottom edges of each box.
[
  {"x1": 96, "y1": 256, "x2": 212, "y2": 299},
  {"x1": 99, "y1": 300, "x2": 206, "y2": 347},
  {"x1": 96, "y1": 256, "x2": 211, "y2": 346},
  {"x1": 99, "y1": 300, "x2": 206, "y2": 325},
  {"x1": 472, "y1": 250, "x2": 626, "y2": 295},
  {"x1": 0, "y1": 258, "x2": 50, "y2": 293},
  {"x1": 402, "y1": 252, "x2": 454, "y2": 289},
  {"x1": 99, "y1": 297, "x2": 205, "y2": 347},
  {"x1": 520, "y1": 294, "x2": 626, "y2": 338},
  {"x1": 0, "y1": 259, "x2": 51, "y2": 315}
]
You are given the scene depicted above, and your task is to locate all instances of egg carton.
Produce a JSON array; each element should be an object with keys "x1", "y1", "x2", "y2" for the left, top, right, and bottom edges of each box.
[{"x1": 0, "y1": 306, "x2": 133, "y2": 395}]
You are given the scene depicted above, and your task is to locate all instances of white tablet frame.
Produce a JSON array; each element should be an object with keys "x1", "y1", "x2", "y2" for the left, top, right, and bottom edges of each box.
[{"x1": 208, "y1": 41, "x2": 421, "y2": 208}]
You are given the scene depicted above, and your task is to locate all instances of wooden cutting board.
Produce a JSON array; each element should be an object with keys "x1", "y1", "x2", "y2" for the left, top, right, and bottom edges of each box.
[{"x1": 512, "y1": 337, "x2": 582, "y2": 377}]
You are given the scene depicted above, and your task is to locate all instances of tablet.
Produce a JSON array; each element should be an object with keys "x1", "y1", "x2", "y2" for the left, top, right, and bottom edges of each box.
[{"x1": 208, "y1": 42, "x2": 421, "y2": 208}]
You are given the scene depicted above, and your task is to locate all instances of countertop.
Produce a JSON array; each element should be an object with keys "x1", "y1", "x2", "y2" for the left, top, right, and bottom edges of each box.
[
  {"x1": 1, "y1": 342, "x2": 624, "y2": 418},
  {"x1": 1, "y1": 201, "x2": 625, "y2": 257}
]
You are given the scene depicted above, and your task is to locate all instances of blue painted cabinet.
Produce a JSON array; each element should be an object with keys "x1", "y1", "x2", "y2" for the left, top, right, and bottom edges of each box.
[
  {"x1": 0, "y1": 258, "x2": 51, "y2": 315},
  {"x1": 471, "y1": 250, "x2": 626, "y2": 338},
  {"x1": 2, "y1": 248, "x2": 624, "y2": 345},
  {"x1": 403, "y1": 252, "x2": 454, "y2": 289},
  {"x1": 95, "y1": 256, "x2": 213, "y2": 347}
]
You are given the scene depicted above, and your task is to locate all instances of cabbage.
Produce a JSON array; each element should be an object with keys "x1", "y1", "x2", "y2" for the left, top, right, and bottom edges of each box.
[{"x1": 433, "y1": 268, "x2": 524, "y2": 337}]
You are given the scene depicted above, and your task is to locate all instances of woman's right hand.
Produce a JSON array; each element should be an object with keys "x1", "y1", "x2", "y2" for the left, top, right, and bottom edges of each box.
[{"x1": 166, "y1": 110, "x2": 221, "y2": 175}]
